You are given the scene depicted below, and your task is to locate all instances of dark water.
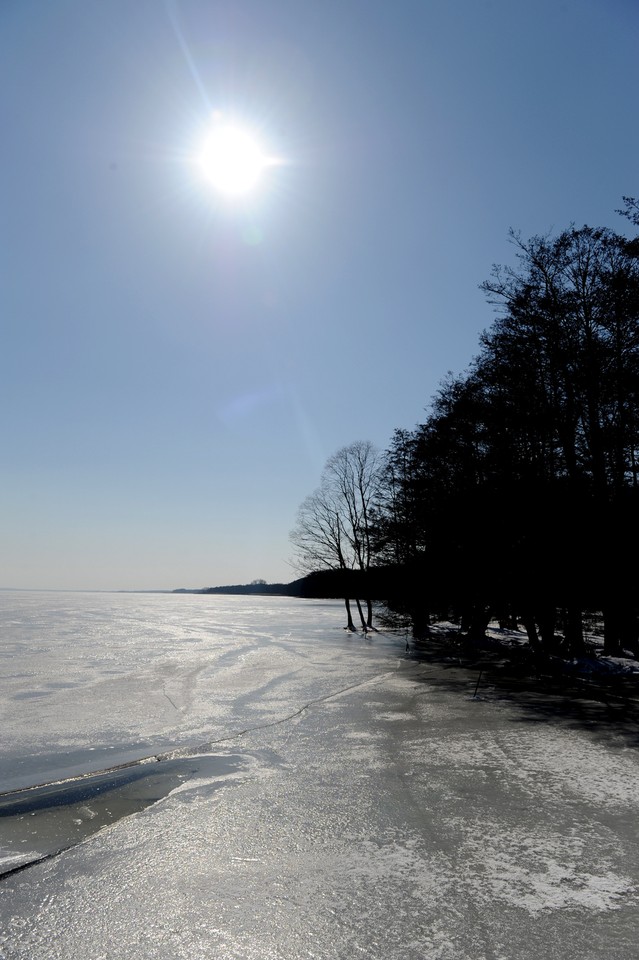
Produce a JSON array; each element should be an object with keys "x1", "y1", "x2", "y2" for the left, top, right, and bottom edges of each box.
[{"x1": 0, "y1": 752, "x2": 245, "y2": 877}]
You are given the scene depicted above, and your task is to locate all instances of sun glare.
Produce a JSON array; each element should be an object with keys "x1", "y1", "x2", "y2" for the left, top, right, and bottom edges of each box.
[{"x1": 199, "y1": 123, "x2": 270, "y2": 197}]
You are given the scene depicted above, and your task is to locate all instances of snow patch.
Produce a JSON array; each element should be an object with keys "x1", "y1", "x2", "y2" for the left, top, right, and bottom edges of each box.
[{"x1": 460, "y1": 825, "x2": 637, "y2": 914}]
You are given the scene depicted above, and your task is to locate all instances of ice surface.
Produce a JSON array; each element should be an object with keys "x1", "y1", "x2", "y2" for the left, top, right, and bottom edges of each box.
[
  {"x1": 2, "y1": 594, "x2": 639, "y2": 959},
  {"x1": 0, "y1": 592, "x2": 398, "y2": 792},
  {"x1": 0, "y1": 753, "x2": 247, "y2": 875}
]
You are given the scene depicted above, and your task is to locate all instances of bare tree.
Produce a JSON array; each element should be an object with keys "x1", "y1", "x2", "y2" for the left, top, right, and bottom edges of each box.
[{"x1": 290, "y1": 441, "x2": 382, "y2": 630}]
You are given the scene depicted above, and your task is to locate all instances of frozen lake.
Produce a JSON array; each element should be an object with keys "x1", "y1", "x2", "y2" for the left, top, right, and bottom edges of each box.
[
  {"x1": 0, "y1": 591, "x2": 405, "y2": 794},
  {"x1": 3, "y1": 591, "x2": 639, "y2": 959},
  {"x1": 1, "y1": 591, "x2": 405, "y2": 876}
]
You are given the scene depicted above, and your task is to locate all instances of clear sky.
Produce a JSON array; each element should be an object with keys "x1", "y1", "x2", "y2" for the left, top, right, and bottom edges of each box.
[{"x1": 2, "y1": 0, "x2": 638, "y2": 590}]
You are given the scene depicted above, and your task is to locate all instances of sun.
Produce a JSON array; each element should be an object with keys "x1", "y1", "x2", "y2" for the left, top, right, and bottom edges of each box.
[{"x1": 199, "y1": 122, "x2": 269, "y2": 197}]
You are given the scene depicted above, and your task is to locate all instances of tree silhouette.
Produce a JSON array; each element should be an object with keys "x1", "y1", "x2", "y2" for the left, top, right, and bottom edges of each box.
[
  {"x1": 375, "y1": 220, "x2": 639, "y2": 655},
  {"x1": 290, "y1": 442, "x2": 382, "y2": 630}
]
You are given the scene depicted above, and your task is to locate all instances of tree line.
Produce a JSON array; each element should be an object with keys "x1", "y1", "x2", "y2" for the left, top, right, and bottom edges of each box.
[{"x1": 290, "y1": 199, "x2": 639, "y2": 658}]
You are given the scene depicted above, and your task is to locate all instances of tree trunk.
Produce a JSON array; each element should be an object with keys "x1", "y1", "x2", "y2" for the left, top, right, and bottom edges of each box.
[
  {"x1": 344, "y1": 598, "x2": 356, "y2": 631},
  {"x1": 620, "y1": 607, "x2": 639, "y2": 658},
  {"x1": 365, "y1": 598, "x2": 374, "y2": 630},
  {"x1": 604, "y1": 604, "x2": 639, "y2": 658},
  {"x1": 412, "y1": 606, "x2": 430, "y2": 640},
  {"x1": 354, "y1": 598, "x2": 368, "y2": 631},
  {"x1": 521, "y1": 613, "x2": 540, "y2": 648},
  {"x1": 461, "y1": 603, "x2": 490, "y2": 643},
  {"x1": 603, "y1": 605, "x2": 624, "y2": 656}
]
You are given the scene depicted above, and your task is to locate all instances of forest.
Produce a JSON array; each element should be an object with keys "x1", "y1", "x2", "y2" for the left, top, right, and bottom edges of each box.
[{"x1": 290, "y1": 199, "x2": 639, "y2": 660}]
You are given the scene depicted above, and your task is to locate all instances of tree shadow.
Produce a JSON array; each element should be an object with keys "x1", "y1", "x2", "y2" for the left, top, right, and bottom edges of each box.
[{"x1": 405, "y1": 634, "x2": 639, "y2": 750}]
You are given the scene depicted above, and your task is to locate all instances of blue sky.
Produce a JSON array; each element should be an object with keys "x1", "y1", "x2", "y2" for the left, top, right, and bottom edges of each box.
[{"x1": 2, "y1": 0, "x2": 638, "y2": 590}]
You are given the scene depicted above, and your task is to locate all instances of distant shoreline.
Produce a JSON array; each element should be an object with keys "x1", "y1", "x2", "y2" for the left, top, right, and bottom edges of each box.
[{"x1": 172, "y1": 581, "x2": 304, "y2": 597}]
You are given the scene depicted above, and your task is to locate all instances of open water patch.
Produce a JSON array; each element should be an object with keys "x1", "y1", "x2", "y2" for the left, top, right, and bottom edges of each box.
[{"x1": 0, "y1": 752, "x2": 244, "y2": 878}]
